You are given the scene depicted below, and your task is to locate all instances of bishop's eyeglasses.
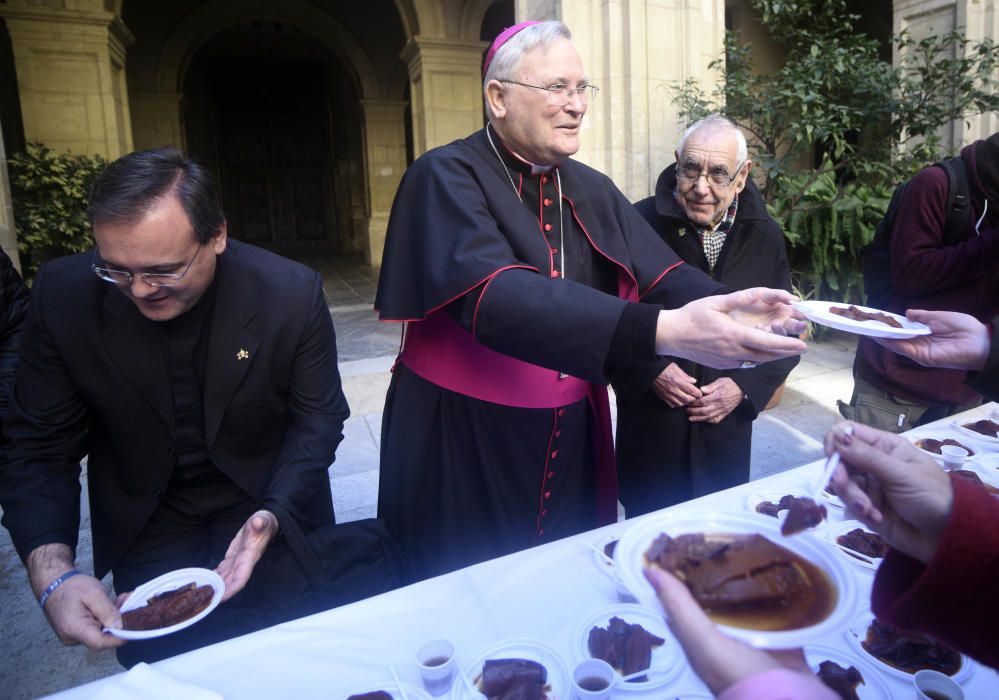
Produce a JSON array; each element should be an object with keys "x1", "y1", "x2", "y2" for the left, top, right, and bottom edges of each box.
[
  {"x1": 92, "y1": 244, "x2": 203, "y2": 287},
  {"x1": 500, "y1": 80, "x2": 599, "y2": 106}
]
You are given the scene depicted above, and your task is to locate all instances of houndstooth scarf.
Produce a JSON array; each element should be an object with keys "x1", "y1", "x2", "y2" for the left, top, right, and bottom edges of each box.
[{"x1": 697, "y1": 195, "x2": 739, "y2": 272}]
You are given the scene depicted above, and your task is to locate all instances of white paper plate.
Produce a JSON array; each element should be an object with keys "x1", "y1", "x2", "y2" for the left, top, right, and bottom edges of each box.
[
  {"x1": 794, "y1": 301, "x2": 931, "y2": 339},
  {"x1": 452, "y1": 638, "x2": 569, "y2": 700},
  {"x1": 804, "y1": 643, "x2": 893, "y2": 700},
  {"x1": 825, "y1": 520, "x2": 885, "y2": 572},
  {"x1": 614, "y1": 510, "x2": 859, "y2": 648},
  {"x1": 971, "y1": 452, "x2": 999, "y2": 472},
  {"x1": 573, "y1": 603, "x2": 683, "y2": 691},
  {"x1": 107, "y1": 567, "x2": 225, "y2": 640},
  {"x1": 845, "y1": 614, "x2": 973, "y2": 684},
  {"x1": 910, "y1": 432, "x2": 980, "y2": 463},
  {"x1": 950, "y1": 419, "x2": 999, "y2": 447},
  {"x1": 813, "y1": 478, "x2": 846, "y2": 510},
  {"x1": 347, "y1": 682, "x2": 432, "y2": 699}
]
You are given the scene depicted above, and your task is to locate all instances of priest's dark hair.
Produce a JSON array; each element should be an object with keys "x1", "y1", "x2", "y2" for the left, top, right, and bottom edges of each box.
[{"x1": 87, "y1": 147, "x2": 226, "y2": 244}]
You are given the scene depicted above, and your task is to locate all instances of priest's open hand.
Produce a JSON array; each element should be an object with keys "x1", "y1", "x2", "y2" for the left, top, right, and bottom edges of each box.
[{"x1": 216, "y1": 509, "x2": 279, "y2": 601}]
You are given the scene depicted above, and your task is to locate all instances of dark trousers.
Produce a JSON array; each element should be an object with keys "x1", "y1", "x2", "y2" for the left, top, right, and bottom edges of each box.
[{"x1": 112, "y1": 471, "x2": 283, "y2": 667}]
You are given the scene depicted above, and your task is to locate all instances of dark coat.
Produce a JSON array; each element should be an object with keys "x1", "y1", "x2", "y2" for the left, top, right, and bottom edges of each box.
[
  {"x1": 0, "y1": 240, "x2": 349, "y2": 578},
  {"x1": 0, "y1": 247, "x2": 28, "y2": 424},
  {"x1": 614, "y1": 164, "x2": 798, "y2": 515}
]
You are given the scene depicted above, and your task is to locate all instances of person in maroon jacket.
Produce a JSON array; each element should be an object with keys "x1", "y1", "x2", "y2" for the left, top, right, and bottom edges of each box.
[{"x1": 843, "y1": 132, "x2": 999, "y2": 431}]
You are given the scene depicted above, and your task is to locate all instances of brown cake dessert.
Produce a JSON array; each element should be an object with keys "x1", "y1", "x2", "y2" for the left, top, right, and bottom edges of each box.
[
  {"x1": 347, "y1": 692, "x2": 392, "y2": 700},
  {"x1": 587, "y1": 616, "x2": 666, "y2": 682},
  {"x1": 754, "y1": 494, "x2": 797, "y2": 518},
  {"x1": 962, "y1": 418, "x2": 999, "y2": 437},
  {"x1": 829, "y1": 305, "x2": 903, "y2": 328},
  {"x1": 915, "y1": 437, "x2": 975, "y2": 456},
  {"x1": 836, "y1": 528, "x2": 888, "y2": 559},
  {"x1": 781, "y1": 497, "x2": 827, "y2": 535},
  {"x1": 479, "y1": 659, "x2": 548, "y2": 700},
  {"x1": 603, "y1": 540, "x2": 618, "y2": 559},
  {"x1": 948, "y1": 468, "x2": 999, "y2": 495},
  {"x1": 816, "y1": 660, "x2": 864, "y2": 700},
  {"x1": 861, "y1": 619, "x2": 961, "y2": 675},
  {"x1": 121, "y1": 582, "x2": 214, "y2": 631},
  {"x1": 645, "y1": 533, "x2": 835, "y2": 631}
]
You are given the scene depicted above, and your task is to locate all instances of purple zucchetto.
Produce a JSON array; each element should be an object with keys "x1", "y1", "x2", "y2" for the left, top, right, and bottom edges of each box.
[{"x1": 482, "y1": 21, "x2": 541, "y2": 78}]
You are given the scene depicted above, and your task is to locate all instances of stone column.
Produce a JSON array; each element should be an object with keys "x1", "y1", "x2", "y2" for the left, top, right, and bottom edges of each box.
[
  {"x1": 130, "y1": 92, "x2": 185, "y2": 151},
  {"x1": 0, "y1": 3, "x2": 134, "y2": 157},
  {"x1": 400, "y1": 37, "x2": 487, "y2": 157},
  {"x1": 514, "y1": 0, "x2": 725, "y2": 201},
  {"x1": 360, "y1": 100, "x2": 408, "y2": 267}
]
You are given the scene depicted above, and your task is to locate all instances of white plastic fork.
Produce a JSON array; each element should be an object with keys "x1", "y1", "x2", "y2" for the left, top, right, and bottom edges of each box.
[{"x1": 815, "y1": 424, "x2": 854, "y2": 501}]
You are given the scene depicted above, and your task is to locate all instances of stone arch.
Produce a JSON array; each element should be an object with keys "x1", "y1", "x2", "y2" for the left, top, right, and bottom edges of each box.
[
  {"x1": 392, "y1": 0, "x2": 419, "y2": 39},
  {"x1": 407, "y1": 0, "x2": 446, "y2": 37},
  {"x1": 459, "y1": 0, "x2": 500, "y2": 42},
  {"x1": 156, "y1": 0, "x2": 380, "y2": 101}
]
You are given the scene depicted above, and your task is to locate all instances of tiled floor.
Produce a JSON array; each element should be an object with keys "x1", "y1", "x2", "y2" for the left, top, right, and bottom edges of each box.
[{"x1": 0, "y1": 256, "x2": 860, "y2": 699}]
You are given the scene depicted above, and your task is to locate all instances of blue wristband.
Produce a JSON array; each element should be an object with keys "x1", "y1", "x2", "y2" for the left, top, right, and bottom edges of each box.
[{"x1": 38, "y1": 569, "x2": 82, "y2": 609}]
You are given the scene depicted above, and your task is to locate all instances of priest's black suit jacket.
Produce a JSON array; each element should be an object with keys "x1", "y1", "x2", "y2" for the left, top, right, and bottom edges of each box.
[{"x1": 0, "y1": 240, "x2": 349, "y2": 579}]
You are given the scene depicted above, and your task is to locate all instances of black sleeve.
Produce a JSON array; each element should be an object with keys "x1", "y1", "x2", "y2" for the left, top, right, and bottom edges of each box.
[
  {"x1": 966, "y1": 316, "x2": 999, "y2": 402},
  {"x1": 0, "y1": 265, "x2": 87, "y2": 562},
  {"x1": 450, "y1": 268, "x2": 632, "y2": 385}
]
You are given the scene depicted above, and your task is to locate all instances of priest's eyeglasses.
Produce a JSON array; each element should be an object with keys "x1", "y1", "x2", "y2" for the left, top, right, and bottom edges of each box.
[
  {"x1": 677, "y1": 161, "x2": 747, "y2": 189},
  {"x1": 92, "y1": 244, "x2": 203, "y2": 287},
  {"x1": 500, "y1": 80, "x2": 599, "y2": 105}
]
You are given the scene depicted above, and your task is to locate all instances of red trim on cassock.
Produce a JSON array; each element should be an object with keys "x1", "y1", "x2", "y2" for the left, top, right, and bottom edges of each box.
[
  {"x1": 376, "y1": 263, "x2": 540, "y2": 322},
  {"x1": 640, "y1": 260, "x2": 685, "y2": 299}
]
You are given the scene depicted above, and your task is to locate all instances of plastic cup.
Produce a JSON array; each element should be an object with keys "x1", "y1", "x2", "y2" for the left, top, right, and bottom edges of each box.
[
  {"x1": 913, "y1": 669, "x2": 964, "y2": 700},
  {"x1": 572, "y1": 658, "x2": 614, "y2": 699},
  {"x1": 940, "y1": 445, "x2": 969, "y2": 469},
  {"x1": 416, "y1": 638, "x2": 455, "y2": 697}
]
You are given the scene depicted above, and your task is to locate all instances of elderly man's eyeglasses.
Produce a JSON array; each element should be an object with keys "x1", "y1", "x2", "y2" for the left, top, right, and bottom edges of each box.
[
  {"x1": 92, "y1": 244, "x2": 203, "y2": 287},
  {"x1": 500, "y1": 80, "x2": 599, "y2": 105},
  {"x1": 677, "y1": 161, "x2": 747, "y2": 188}
]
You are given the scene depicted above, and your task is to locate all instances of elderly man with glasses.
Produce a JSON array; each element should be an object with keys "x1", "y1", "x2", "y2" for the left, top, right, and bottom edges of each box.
[
  {"x1": 614, "y1": 114, "x2": 799, "y2": 516},
  {"x1": 376, "y1": 23, "x2": 807, "y2": 582},
  {"x1": 0, "y1": 148, "x2": 349, "y2": 666}
]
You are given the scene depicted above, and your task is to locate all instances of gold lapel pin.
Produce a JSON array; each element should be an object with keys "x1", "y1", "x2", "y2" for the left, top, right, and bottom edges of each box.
[
  {"x1": 236, "y1": 349, "x2": 249, "y2": 360},
  {"x1": 678, "y1": 227, "x2": 687, "y2": 237}
]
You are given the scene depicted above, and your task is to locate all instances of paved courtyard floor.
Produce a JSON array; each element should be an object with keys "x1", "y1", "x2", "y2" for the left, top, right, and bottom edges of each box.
[{"x1": 0, "y1": 256, "x2": 859, "y2": 698}]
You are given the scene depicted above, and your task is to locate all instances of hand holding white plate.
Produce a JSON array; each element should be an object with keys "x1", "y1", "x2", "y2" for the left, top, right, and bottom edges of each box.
[
  {"x1": 106, "y1": 567, "x2": 225, "y2": 640},
  {"x1": 613, "y1": 510, "x2": 858, "y2": 648}
]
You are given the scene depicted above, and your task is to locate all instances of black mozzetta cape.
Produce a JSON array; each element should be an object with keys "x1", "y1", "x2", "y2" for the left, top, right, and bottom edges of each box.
[
  {"x1": 615, "y1": 164, "x2": 798, "y2": 516},
  {"x1": 375, "y1": 128, "x2": 722, "y2": 582}
]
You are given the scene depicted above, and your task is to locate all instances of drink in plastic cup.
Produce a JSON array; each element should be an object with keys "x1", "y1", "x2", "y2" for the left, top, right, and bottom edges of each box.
[
  {"x1": 416, "y1": 638, "x2": 455, "y2": 696},
  {"x1": 940, "y1": 445, "x2": 969, "y2": 469},
  {"x1": 571, "y1": 658, "x2": 614, "y2": 699},
  {"x1": 913, "y1": 669, "x2": 963, "y2": 700}
]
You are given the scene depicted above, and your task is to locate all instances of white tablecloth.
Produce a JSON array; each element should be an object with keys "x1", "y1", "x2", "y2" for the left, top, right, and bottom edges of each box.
[{"x1": 50, "y1": 406, "x2": 999, "y2": 699}]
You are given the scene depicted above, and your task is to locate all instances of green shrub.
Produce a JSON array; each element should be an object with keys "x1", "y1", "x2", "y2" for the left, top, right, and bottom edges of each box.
[
  {"x1": 672, "y1": 0, "x2": 999, "y2": 302},
  {"x1": 9, "y1": 143, "x2": 106, "y2": 282}
]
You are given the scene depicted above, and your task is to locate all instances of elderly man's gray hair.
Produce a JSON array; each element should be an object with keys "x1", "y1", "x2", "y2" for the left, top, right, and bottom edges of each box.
[
  {"x1": 483, "y1": 21, "x2": 572, "y2": 121},
  {"x1": 677, "y1": 115, "x2": 748, "y2": 164}
]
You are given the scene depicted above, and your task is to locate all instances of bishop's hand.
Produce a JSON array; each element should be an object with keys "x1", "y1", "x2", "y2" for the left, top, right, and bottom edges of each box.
[{"x1": 655, "y1": 288, "x2": 807, "y2": 369}]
